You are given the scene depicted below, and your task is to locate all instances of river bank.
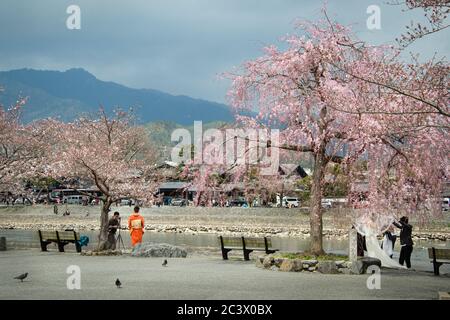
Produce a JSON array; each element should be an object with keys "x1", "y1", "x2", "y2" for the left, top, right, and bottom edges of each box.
[{"x1": 1, "y1": 205, "x2": 449, "y2": 241}]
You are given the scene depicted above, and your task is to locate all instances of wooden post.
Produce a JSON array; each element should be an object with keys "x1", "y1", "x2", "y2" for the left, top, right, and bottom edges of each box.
[
  {"x1": 349, "y1": 228, "x2": 357, "y2": 263},
  {"x1": 0, "y1": 237, "x2": 6, "y2": 251},
  {"x1": 219, "y1": 236, "x2": 228, "y2": 260}
]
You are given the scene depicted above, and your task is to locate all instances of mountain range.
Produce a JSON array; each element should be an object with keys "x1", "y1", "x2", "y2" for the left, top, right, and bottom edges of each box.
[{"x1": 0, "y1": 68, "x2": 234, "y2": 124}]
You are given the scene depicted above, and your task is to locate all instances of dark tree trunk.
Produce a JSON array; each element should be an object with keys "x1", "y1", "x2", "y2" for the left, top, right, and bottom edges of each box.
[
  {"x1": 97, "y1": 198, "x2": 112, "y2": 251},
  {"x1": 309, "y1": 147, "x2": 326, "y2": 255}
]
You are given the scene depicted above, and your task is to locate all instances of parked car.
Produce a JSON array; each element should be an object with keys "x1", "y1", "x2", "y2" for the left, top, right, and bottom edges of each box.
[
  {"x1": 13, "y1": 197, "x2": 32, "y2": 205},
  {"x1": 63, "y1": 195, "x2": 83, "y2": 205},
  {"x1": 171, "y1": 198, "x2": 187, "y2": 206},
  {"x1": 321, "y1": 199, "x2": 332, "y2": 209},
  {"x1": 120, "y1": 198, "x2": 135, "y2": 206},
  {"x1": 275, "y1": 196, "x2": 300, "y2": 208},
  {"x1": 229, "y1": 199, "x2": 249, "y2": 207},
  {"x1": 283, "y1": 197, "x2": 300, "y2": 208}
]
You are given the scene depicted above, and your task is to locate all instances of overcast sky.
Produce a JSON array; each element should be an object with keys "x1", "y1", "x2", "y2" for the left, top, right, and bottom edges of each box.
[{"x1": 0, "y1": 0, "x2": 448, "y2": 103}]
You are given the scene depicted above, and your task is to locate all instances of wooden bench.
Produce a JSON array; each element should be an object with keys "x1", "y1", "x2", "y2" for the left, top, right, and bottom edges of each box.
[
  {"x1": 219, "y1": 236, "x2": 278, "y2": 260},
  {"x1": 428, "y1": 247, "x2": 450, "y2": 275},
  {"x1": 38, "y1": 230, "x2": 82, "y2": 253}
]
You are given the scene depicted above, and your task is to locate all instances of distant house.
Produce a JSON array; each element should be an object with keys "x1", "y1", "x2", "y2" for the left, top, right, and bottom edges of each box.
[
  {"x1": 156, "y1": 161, "x2": 179, "y2": 169},
  {"x1": 278, "y1": 164, "x2": 309, "y2": 178},
  {"x1": 155, "y1": 160, "x2": 183, "y2": 181},
  {"x1": 156, "y1": 181, "x2": 195, "y2": 201}
]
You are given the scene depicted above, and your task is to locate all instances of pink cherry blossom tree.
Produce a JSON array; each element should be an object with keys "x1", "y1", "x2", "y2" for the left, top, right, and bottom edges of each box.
[
  {"x1": 391, "y1": 0, "x2": 449, "y2": 48},
  {"x1": 0, "y1": 96, "x2": 26, "y2": 191},
  {"x1": 226, "y1": 18, "x2": 449, "y2": 254},
  {"x1": 46, "y1": 109, "x2": 160, "y2": 250},
  {"x1": 0, "y1": 95, "x2": 55, "y2": 195}
]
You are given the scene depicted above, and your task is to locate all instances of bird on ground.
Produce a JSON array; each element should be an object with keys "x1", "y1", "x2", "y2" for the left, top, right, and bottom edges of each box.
[
  {"x1": 162, "y1": 259, "x2": 168, "y2": 267},
  {"x1": 14, "y1": 273, "x2": 28, "y2": 282},
  {"x1": 115, "y1": 278, "x2": 122, "y2": 288}
]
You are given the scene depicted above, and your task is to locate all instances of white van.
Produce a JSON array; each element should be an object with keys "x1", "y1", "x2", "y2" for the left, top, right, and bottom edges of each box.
[
  {"x1": 283, "y1": 197, "x2": 300, "y2": 208},
  {"x1": 63, "y1": 195, "x2": 83, "y2": 204},
  {"x1": 321, "y1": 199, "x2": 332, "y2": 209},
  {"x1": 120, "y1": 198, "x2": 135, "y2": 206}
]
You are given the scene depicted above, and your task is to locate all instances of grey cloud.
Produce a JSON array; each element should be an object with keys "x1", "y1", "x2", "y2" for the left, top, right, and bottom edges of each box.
[{"x1": 0, "y1": 0, "x2": 448, "y2": 102}]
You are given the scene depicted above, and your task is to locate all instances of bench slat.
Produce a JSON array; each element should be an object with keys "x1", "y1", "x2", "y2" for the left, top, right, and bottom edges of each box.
[
  {"x1": 39, "y1": 231, "x2": 58, "y2": 240},
  {"x1": 244, "y1": 238, "x2": 265, "y2": 248},
  {"x1": 221, "y1": 237, "x2": 243, "y2": 247},
  {"x1": 428, "y1": 248, "x2": 450, "y2": 260},
  {"x1": 58, "y1": 231, "x2": 78, "y2": 241}
]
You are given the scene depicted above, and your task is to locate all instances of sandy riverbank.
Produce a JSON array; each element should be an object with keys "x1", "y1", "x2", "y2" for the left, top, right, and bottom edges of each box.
[{"x1": 1, "y1": 205, "x2": 449, "y2": 241}]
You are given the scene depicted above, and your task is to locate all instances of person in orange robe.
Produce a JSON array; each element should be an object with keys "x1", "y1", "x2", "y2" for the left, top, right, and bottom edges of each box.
[{"x1": 128, "y1": 206, "x2": 145, "y2": 246}]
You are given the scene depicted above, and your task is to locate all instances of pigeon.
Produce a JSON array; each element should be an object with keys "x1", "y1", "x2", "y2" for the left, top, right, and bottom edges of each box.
[
  {"x1": 162, "y1": 259, "x2": 168, "y2": 267},
  {"x1": 14, "y1": 273, "x2": 28, "y2": 282},
  {"x1": 115, "y1": 278, "x2": 122, "y2": 288}
]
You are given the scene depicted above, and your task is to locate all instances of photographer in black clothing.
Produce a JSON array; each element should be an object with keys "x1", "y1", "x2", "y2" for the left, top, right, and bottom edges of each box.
[
  {"x1": 393, "y1": 216, "x2": 413, "y2": 268},
  {"x1": 107, "y1": 212, "x2": 121, "y2": 250}
]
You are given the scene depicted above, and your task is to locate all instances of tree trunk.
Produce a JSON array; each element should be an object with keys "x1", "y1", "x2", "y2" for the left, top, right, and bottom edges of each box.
[
  {"x1": 309, "y1": 147, "x2": 326, "y2": 255},
  {"x1": 97, "y1": 198, "x2": 112, "y2": 251}
]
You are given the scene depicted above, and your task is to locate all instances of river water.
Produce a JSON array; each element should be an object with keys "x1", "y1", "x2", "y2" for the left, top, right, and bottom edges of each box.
[{"x1": 1, "y1": 229, "x2": 449, "y2": 262}]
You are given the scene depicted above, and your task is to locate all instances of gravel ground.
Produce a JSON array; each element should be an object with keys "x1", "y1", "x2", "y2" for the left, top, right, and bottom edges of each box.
[{"x1": 0, "y1": 249, "x2": 449, "y2": 300}]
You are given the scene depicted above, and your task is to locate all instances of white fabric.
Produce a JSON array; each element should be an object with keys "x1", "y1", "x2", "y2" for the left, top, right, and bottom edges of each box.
[
  {"x1": 361, "y1": 226, "x2": 406, "y2": 269},
  {"x1": 382, "y1": 234, "x2": 393, "y2": 257}
]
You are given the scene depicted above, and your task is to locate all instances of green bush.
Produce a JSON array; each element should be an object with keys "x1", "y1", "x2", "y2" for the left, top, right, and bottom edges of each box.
[{"x1": 276, "y1": 252, "x2": 348, "y2": 261}]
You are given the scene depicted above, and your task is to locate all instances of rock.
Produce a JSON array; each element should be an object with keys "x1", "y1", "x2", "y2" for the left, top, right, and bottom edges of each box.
[
  {"x1": 308, "y1": 267, "x2": 316, "y2": 272},
  {"x1": 351, "y1": 257, "x2": 382, "y2": 274},
  {"x1": 262, "y1": 255, "x2": 274, "y2": 269},
  {"x1": 302, "y1": 259, "x2": 318, "y2": 265},
  {"x1": 279, "y1": 259, "x2": 303, "y2": 272},
  {"x1": 274, "y1": 258, "x2": 284, "y2": 267},
  {"x1": 270, "y1": 266, "x2": 279, "y2": 271},
  {"x1": 335, "y1": 260, "x2": 345, "y2": 267},
  {"x1": 338, "y1": 268, "x2": 351, "y2": 275},
  {"x1": 302, "y1": 264, "x2": 309, "y2": 269},
  {"x1": 131, "y1": 242, "x2": 187, "y2": 258},
  {"x1": 255, "y1": 256, "x2": 265, "y2": 268},
  {"x1": 317, "y1": 261, "x2": 339, "y2": 274}
]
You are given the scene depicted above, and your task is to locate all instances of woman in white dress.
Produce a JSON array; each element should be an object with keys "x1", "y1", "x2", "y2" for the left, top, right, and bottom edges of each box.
[
  {"x1": 355, "y1": 215, "x2": 406, "y2": 269},
  {"x1": 382, "y1": 225, "x2": 396, "y2": 258}
]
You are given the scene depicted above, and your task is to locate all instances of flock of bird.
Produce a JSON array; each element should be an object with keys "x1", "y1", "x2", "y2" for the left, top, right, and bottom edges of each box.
[{"x1": 14, "y1": 259, "x2": 169, "y2": 288}]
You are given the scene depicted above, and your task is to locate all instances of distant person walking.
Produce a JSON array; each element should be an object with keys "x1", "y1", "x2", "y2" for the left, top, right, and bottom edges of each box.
[
  {"x1": 394, "y1": 216, "x2": 413, "y2": 268},
  {"x1": 128, "y1": 206, "x2": 145, "y2": 247}
]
